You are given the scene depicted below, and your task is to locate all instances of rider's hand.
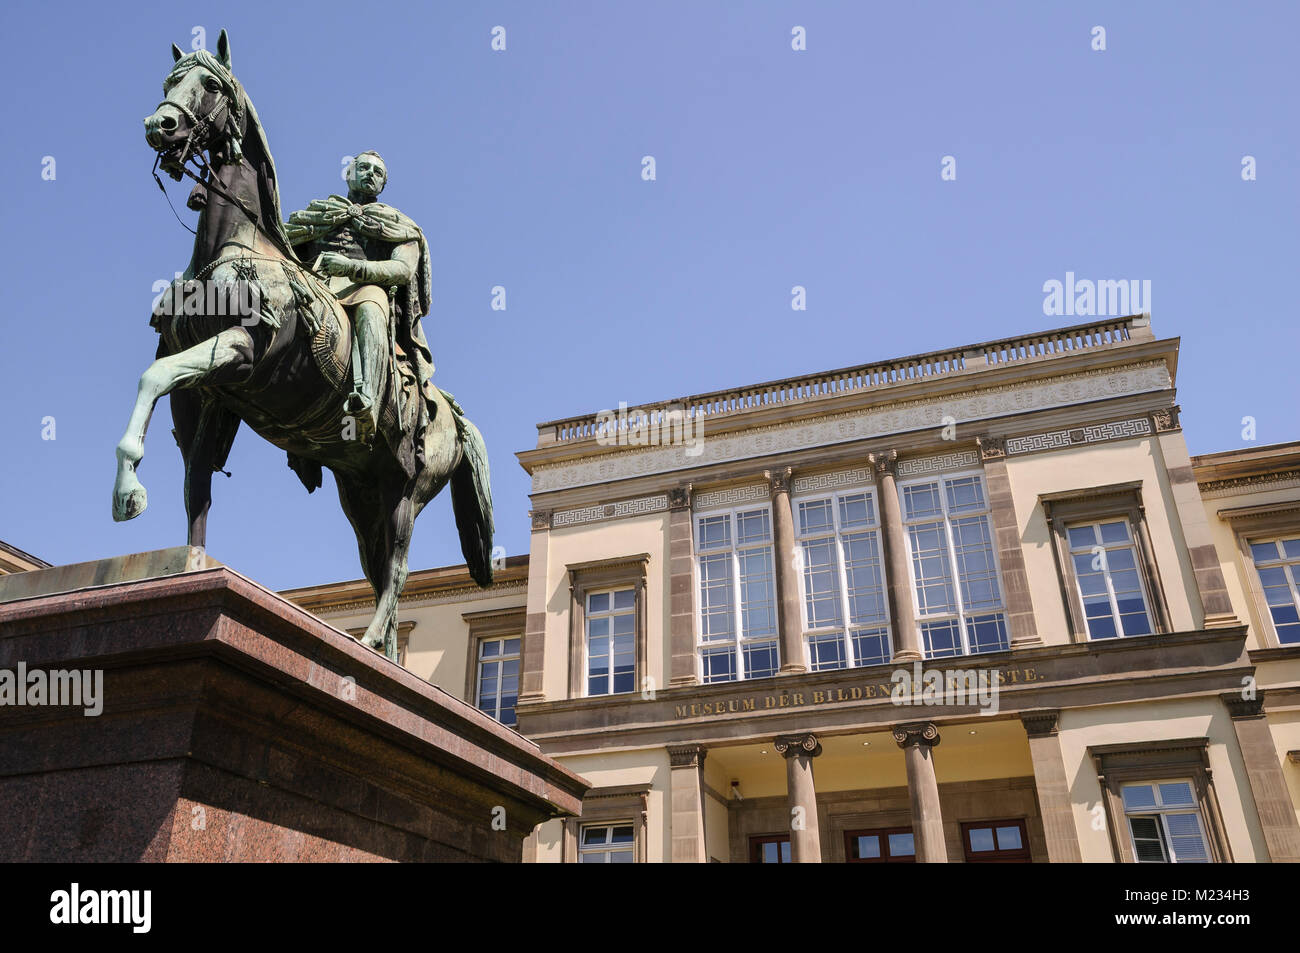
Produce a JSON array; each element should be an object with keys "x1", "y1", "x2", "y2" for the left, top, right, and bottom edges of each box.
[{"x1": 316, "y1": 252, "x2": 355, "y2": 278}]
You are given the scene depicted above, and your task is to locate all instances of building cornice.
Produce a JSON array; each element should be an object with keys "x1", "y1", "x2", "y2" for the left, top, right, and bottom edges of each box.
[
  {"x1": 523, "y1": 359, "x2": 1172, "y2": 495},
  {"x1": 283, "y1": 555, "x2": 529, "y2": 616}
]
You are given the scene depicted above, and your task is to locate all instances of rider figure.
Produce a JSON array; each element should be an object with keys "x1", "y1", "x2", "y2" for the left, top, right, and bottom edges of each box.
[{"x1": 284, "y1": 152, "x2": 435, "y2": 440}]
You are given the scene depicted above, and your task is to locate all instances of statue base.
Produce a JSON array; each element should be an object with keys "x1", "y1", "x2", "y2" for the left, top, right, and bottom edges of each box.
[{"x1": 0, "y1": 550, "x2": 586, "y2": 862}]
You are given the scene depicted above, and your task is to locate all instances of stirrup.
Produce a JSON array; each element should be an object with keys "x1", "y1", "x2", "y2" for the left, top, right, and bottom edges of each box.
[{"x1": 344, "y1": 391, "x2": 377, "y2": 442}]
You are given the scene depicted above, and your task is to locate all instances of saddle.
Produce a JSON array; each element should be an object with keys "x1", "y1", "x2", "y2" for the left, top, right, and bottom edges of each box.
[{"x1": 281, "y1": 260, "x2": 424, "y2": 473}]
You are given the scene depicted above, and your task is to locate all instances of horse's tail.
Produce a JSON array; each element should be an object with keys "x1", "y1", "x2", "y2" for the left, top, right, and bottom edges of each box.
[{"x1": 447, "y1": 396, "x2": 495, "y2": 587}]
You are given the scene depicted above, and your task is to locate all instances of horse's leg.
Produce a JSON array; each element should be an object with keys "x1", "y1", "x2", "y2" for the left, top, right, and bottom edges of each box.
[
  {"x1": 364, "y1": 490, "x2": 416, "y2": 661},
  {"x1": 113, "y1": 327, "x2": 253, "y2": 522},
  {"x1": 336, "y1": 474, "x2": 415, "y2": 659},
  {"x1": 171, "y1": 390, "x2": 239, "y2": 547},
  {"x1": 334, "y1": 475, "x2": 385, "y2": 648}
]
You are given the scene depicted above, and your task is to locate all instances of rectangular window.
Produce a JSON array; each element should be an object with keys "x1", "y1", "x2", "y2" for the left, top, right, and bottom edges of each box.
[
  {"x1": 1067, "y1": 519, "x2": 1154, "y2": 639},
  {"x1": 960, "y1": 819, "x2": 1031, "y2": 862},
  {"x1": 586, "y1": 588, "x2": 637, "y2": 695},
  {"x1": 900, "y1": 473, "x2": 1008, "y2": 658},
  {"x1": 845, "y1": 827, "x2": 916, "y2": 863},
  {"x1": 475, "y1": 635, "x2": 520, "y2": 727},
  {"x1": 696, "y1": 506, "x2": 779, "y2": 683},
  {"x1": 1249, "y1": 538, "x2": 1300, "y2": 645},
  {"x1": 749, "y1": 834, "x2": 791, "y2": 864},
  {"x1": 795, "y1": 490, "x2": 891, "y2": 670},
  {"x1": 578, "y1": 823, "x2": 635, "y2": 863},
  {"x1": 1121, "y1": 781, "x2": 1210, "y2": 863}
]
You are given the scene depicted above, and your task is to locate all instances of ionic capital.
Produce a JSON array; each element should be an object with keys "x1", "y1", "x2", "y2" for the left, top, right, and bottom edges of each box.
[
  {"x1": 773, "y1": 732, "x2": 822, "y2": 759},
  {"x1": 893, "y1": 721, "x2": 941, "y2": 749}
]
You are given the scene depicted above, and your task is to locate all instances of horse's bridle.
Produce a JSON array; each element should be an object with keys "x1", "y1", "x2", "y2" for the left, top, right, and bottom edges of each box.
[{"x1": 151, "y1": 56, "x2": 260, "y2": 230}]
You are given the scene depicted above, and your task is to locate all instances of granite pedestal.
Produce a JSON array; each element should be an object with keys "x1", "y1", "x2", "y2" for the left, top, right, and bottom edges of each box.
[{"x1": 0, "y1": 550, "x2": 587, "y2": 862}]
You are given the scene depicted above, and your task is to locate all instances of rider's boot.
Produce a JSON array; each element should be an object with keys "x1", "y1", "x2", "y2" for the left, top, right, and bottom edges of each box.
[{"x1": 345, "y1": 303, "x2": 383, "y2": 443}]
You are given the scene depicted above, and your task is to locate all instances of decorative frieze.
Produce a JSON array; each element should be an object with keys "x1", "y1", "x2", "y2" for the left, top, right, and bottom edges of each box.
[
  {"x1": 1005, "y1": 417, "x2": 1152, "y2": 456},
  {"x1": 552, "y1": 494, "x2": 668, "y2": 528},
  {"x1": 692, "y1": 483, "x2": 770, "y2": 510},
  {"x1": 531, "y1": 361, "x2": 1173, "y2": 492},
  {"x1": 896, "y1": 450, "x2": 980, "y2": 477},
  {"x1": 316, "y1": 578, "x2": 529, "y2": 617},
  {"x1": 791, "y1": 467, "x2": 874, "y2": 495},
  {"x1": 1199, "y1": 470, "x2": 1300, "y2": 499}
]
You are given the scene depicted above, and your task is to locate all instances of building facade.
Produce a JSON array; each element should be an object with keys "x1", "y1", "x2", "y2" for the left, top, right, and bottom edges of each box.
[{"x1": 287, "y1": 314, "x2": 1300, "y2": 863}]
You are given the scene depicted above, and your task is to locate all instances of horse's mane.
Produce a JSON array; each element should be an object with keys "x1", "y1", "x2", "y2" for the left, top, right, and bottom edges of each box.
[
  {"x1": 169, "y1": 50, "x2": 298, "y2": 262},
  {"x1": 237, "y1": 91, "x2": 299, "y2": 262}
]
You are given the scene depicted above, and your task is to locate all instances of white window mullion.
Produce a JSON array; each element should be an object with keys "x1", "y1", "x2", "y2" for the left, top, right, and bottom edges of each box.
[
  {"x1": 940, "y1": 500, "x2": 969, "y2": 655},
  {"x1": 836, "y1": 531, "x2": 857, "y2": 668},
  {"x1": 731, "y1": 532, "x2": 745, "y2": 682},
  {"x1": 1099, "y1": 546, "x2": 1125, "y2": 638}
]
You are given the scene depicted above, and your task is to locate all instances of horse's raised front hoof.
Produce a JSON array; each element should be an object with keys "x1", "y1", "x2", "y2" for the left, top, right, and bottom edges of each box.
[{"x1": 113, "y1": 484, "x2": 148, "y2": 522}]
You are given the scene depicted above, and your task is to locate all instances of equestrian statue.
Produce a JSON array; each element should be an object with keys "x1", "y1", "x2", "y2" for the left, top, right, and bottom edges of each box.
[{"x1": 114, "y1": 30, "x2": 494, "y2": 661}]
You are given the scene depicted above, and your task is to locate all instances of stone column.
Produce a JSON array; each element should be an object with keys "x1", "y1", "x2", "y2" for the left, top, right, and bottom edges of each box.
[
  {"x1": 520, "y1": 510, "x2": 551, "y2": 703},
  {"x1": 1019, "y1": 709, "x2": 1082, "y2": 862},
  {"x1": 767, "y1": 468, "x2": 807, "y2": 674},
  {"x1": 667, "y1": 744, "x2": 708, "y2": 862},
  {"x1": 871, "y1": 451, "x2": 922, "y2": 662},
  {"x1": 1222, "y1": 693, "x2": 1300, "y2": 862},
  {"x1": 667, "y1": 486, "x2": 699, "y2": 688},
  {"x1": 894, "y1": 721, "x2": 948, "y2": 862},
  {"x1": 774, "y1": 732, "x2": 823, "y2": 862}
]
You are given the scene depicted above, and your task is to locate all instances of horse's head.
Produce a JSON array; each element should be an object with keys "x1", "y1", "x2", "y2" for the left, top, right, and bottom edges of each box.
[{"x1": 145, "y1": 29, "x2": 246, "y2": 179}]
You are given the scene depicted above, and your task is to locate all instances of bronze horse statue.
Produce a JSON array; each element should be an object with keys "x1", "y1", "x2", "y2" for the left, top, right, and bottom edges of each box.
[{"x1": 114, "y1": 30, "x2": 494, "y2": 660}]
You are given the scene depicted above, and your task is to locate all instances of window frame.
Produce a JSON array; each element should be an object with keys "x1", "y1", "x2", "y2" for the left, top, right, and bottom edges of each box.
[
  {"x1": 471, "y1": 633, "x2": 521, "y2": 728},
  {"x1": 576, "y1": 822, "x2": 637, "y2": 863},
  {"x1": 1041, "y1": 482, "x2": 1171, "y2": 643},
  {"x1": 959, "y1": 818, "x2": 1032, "y2": 863},
  {"x1": 790, "y1": 486, "x2": 893, "y2": 672},
  {"x1": 1063, "y1": 516, "x2": 1158, "y2": 641},
  {"x1": 897, "y1": 467, "x2": 1010, "y2": 658},
  {"x1": 844, "y1": 826, "x2": 917, "y2": 863},
  {"x1": 562, "y1": 784, "x2": 649, "y2": 863},
  {"x1": 583, "y1": 586, "x2": 639, "y2": 697},
  {"x1": 565, "y1": 555, "x2": 650, "y2": 699},
  {"x1": 1245, "y1": 535, "x2": 1300, "y2": 646},
  {"x1": 1088, "y1": 738, "x2": 1232, "y2": 863},
  {"x1": 692, "y1": 501, "x2": 781, "y2": 684},
  {"x1": 749, "y1": 833, "x2": 792, "y2": 864},
  {"x1": 1219, "y1": 502, "x2": 1300, "y2": 648},
  {"x1": 1119, "y1": 779, "x2": 1212, "y2": 864}
]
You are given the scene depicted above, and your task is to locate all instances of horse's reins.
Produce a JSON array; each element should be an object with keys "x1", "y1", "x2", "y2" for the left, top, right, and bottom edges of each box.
[{"x1": 149, "y1": 58, "x2": 262, "y2": 236}]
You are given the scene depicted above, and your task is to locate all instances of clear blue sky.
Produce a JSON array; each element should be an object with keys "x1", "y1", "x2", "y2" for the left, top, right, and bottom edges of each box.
[{"x1": 1, "y1": 1, "x2": 1295, "y2": 589}]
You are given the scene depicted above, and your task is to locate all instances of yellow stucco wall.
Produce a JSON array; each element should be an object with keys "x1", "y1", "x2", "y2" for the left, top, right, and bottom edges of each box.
[
  {"x1": 1200, "y1": 482, "x2": 1300, "y2": 651},
  {"x1": 540, "y1": 513, "x2": 670, "y2": 701},
  {"x1": 1002, "y1": 437, "x2": 1197, "y2": 644},
  {"x1": 533, "y1": 748, "x2": 670, "y2": 862},
  {"x1": 1057, "y1": 699, "x2": 1266, "y2": 862}
]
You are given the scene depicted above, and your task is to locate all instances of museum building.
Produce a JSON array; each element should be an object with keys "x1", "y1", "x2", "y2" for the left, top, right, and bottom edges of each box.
[{"x1": 284, "y1": 314, "x2": 1300, "y2": 863}]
